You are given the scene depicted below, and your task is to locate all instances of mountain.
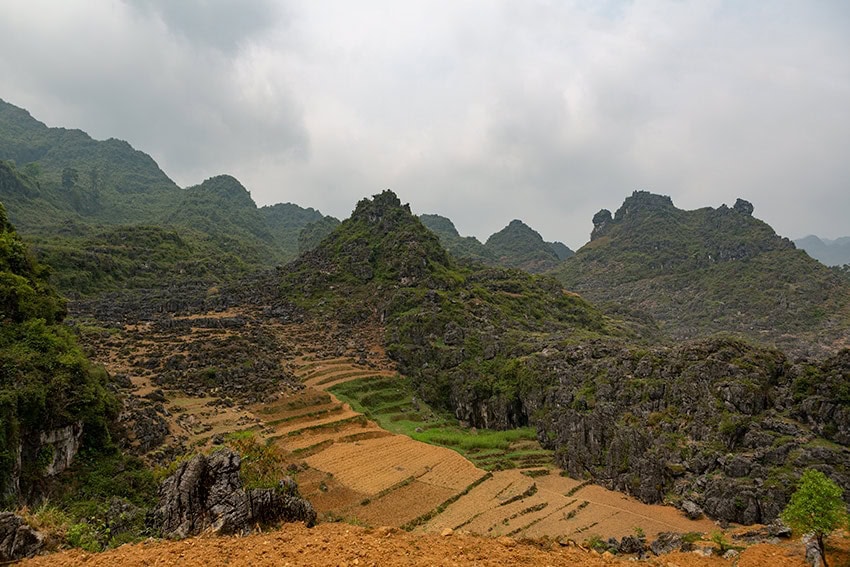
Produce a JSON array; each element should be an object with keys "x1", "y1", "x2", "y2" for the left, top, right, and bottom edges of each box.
[
  {"x1": 281, "y1": 190, "x2": 618, "y2": 419},
  {"x1": 419, "y1": 214, "x2": 495, "y2": 264},
  {"x1": 277, "y1": 190, "x2": 850, "y2": 525},
  {"x1": 0, "y1": 100, "x2": 335, "y2": 293},
  {"x1": 485, "y1": 219, "x2": 566, "y2": 273},
  {"x1": 551, "y1": 191, "x2": 850, "y2": 354},
  {"x1": 795, "y1": 235, "x2": 850, "y2": 267},
  {"x1": 420, "y1": 214, "x2": 573, "y2": 272}
]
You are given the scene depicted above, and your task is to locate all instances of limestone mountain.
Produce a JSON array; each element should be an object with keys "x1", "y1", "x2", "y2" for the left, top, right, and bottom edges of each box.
[
  {"x1": 485, "y1": 219, "x2": 566, "y2": 273},
  {"x1": 551, "y1": 191, "x2": 850, "y2": 354},
  {"x1": 279, "y1": 190, "x2": 850, "y2": 525},
  {"x1": 420, "y1": 214, "x2": 573, "y2": 272},
  {"x1": 795, "y1": 235, "x2": 850, "y2": 267},
  {"x1": 418, "y1": 214, "x2": 495, "y2": 264},
  {"x1": 0, "y1": 100, "x2": 335, "y2": 293},
  {"x1": 281, "y1": 190, "x2": 617, "y2": 422}
]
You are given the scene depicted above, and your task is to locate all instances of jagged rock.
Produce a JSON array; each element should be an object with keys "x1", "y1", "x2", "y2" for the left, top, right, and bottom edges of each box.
[
  {"x1": 768, "y1": 520, "x2": 792, "y2": 538},
  {"x1": 0, "y1": 512, "x2": 43, "y2": 561},
  {"x1": 617, "y1": 534, "x2": 645, "y2": 554},
  {"x1": 149, "y1": 448, "x2": 314, "y2": 539},
  {"x1": 106, "y1": 497, "x2": 145, "y2": 537},
  {"x1": 734, "y1": 198, "x2": 754, "y2": 216},
  {"x1": 590, "y1": 209, "x2": 613, "y2": 240},
  {"x1": 650, "y1": 532, "x2": 684, "y2": 555},
  {"x1": 681, "y1": 500, "x2": 704, "y2": 520},
  {"x1": 803, "y1": 533, "x2": 824, "y2": 567}
]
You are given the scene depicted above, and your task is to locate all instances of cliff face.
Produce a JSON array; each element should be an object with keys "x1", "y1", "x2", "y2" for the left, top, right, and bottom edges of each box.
[{"x1": 529, "y1": 338, "x2": 850, "y2": 525}]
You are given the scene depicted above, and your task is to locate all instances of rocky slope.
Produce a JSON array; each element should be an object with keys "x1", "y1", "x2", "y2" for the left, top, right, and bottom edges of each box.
[
  {"x1": 532, "y1": 337, "x2": 850, "y2": 525},
  {"x1": 280, "y1": 191, "x2": 622, "y2": 423},
  {"x1": 551, "y1": 191, "x2": 850, "y2": 355},
  {"x1": 0, "y1": 201, "x2": 115, "y2": 504}
]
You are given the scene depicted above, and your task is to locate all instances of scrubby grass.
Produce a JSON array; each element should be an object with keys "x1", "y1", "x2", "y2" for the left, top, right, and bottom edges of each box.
[{"x1": 330, "y1": 376, "x2": 552, "y2": 470}]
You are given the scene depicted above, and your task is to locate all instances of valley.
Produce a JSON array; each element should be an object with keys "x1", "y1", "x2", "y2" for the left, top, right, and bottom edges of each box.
[{"x1": 78, "y1": 302, "x2": 716, "y2": 541}]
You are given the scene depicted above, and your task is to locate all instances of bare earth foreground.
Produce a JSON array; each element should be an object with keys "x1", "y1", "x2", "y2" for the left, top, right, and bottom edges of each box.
[{"x1": 20, "y1": 522, "x2": 815, "y2": 567}]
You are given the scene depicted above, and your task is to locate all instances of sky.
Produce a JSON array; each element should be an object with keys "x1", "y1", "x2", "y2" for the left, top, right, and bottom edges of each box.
[{"x1": 1, "y1": 1, "x2": 848, "y2": 249}]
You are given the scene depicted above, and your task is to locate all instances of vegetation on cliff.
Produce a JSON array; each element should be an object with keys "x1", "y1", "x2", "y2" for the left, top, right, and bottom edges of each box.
[
  {"x1": 0, "y1": 201, "x2": 116, "y2": 504},
  {"x1": 551, "y1": 191, "x2": 850, "y2": 354}
]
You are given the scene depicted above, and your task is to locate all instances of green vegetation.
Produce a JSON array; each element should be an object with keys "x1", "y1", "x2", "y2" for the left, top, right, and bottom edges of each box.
[
  {"x1": 484, "y1": 219, "x2": 564, "y2": 273},
  {"x1": 0, "y1": 200, "x2": 117, "y2": 504},
  {"x1": 552, "y1": 191, "x2": 850, "y2": 350},
  {"x1": 0, "y1": 100, "x2": 339, "y2": 295},
  {"x1": 329, "y1": 376, "x2": 551, "y2": 470},
  {"x1": 419, "y1": 214, "x2": 572, "y2": 273},
  {"x1": 781, "y1": 469, "x2": 848, "y2": 567}
]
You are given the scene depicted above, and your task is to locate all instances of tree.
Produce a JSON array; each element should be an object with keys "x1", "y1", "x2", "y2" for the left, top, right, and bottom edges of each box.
[{"x1": 781, "y1": 469, "x2": 848, "y2": 567}]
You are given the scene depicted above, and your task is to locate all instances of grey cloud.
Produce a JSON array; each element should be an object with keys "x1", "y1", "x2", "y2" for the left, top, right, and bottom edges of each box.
[{"x1": 2, "y1": 1, "x2": 849, "y2": 247}]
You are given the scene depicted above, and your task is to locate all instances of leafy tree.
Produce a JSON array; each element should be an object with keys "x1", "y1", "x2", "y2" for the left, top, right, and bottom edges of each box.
[{"x1": 781, "y1": 469, "x2": 848, "y2": 567}]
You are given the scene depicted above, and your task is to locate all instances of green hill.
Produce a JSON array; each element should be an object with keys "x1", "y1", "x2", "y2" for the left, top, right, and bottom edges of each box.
[
  {"x1": 420, "y1": 214, "x2": 572, "y2": 272},
  {"x1": 419, "y1": 214, "x2": 495, "y2": 264},
  {"x1": 485, "y1": 219, "x2": 566, "y2": 273},
  {"x1": 0, "y1": 201, "x2": 116, "y2": 504},
  {"x1": 0, "y1": 100, "x2": 335, "y2": 294},
  {"x1": 551, "y1": 191, "x2": 850, "y2": 354}
]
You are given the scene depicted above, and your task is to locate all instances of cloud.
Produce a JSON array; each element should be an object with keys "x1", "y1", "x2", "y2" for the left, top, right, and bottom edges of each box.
[{"x1": 1, "y1": 0, "x2": 848, "y2": 247}]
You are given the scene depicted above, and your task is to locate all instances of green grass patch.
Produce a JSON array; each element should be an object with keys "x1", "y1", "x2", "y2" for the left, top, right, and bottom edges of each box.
[{"x1": 329, "y1": 376, "x2": 552, "y2": 470}]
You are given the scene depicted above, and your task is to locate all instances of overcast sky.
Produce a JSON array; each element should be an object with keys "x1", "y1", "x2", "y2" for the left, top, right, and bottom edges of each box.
[{"x1": 1, "y1": 1, "x2": 848, "y2": 248}]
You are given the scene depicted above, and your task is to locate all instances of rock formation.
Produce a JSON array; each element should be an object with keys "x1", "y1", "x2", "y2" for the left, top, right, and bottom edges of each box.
[{"x1": 149, "y1": 448, "x2": 315, "y2": 539}]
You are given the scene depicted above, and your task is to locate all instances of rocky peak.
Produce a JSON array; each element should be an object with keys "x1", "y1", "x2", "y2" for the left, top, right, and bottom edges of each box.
[
  {"x1": 591, "y1": 209, "x2": 613, "y2": 240},
  {"x1": 614, "y1": 191, "x2": 675, "y2": 221},
  {"x1": 485, "y1": 219, "x2": 562, "y2": 273},
  {"x1": 350, "y1": 190, "x2": 413, "y2": 232},
  {"x1": 188, "y1": 175, "x2": 256, "y2": 208},
  {"x1": 733, "y1": 198, "x2": 754, "y2": 216},
  {"x1": 419, "y1": 213, "x2": 461, "y2": 238}
]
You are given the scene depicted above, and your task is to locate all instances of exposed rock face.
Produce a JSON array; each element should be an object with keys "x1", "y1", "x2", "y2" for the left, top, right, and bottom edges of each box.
[
  {"x1": 533, "y1": 338, "x2": 850, "y2": 525},
  {"x1": 591, "y1": 209, "x2": 613, "y2": 240},
  {"x1": 38, "y1": 423, "x2": 83, "y2": 476},
  {"x1": 733, "y1": 198, "x2": 754, "y2": 216},
  {"x1": 0, "y1": 512, "x2": 43, "y2": 562},
  {"x1": 150, "y1": 449, "x2": 315, "y2": 539}
]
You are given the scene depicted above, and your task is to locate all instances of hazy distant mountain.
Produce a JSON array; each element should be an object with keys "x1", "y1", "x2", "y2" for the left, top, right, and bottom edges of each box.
[
  {"x1": 551, "y1": 191, "x2": 850, "y2": 354},
  {"x1": 795, "y1": 235, "x2": 850, "y2": 267},
  {"x1": 420, "y1": 214, "x2": 572, "y2": 273}
]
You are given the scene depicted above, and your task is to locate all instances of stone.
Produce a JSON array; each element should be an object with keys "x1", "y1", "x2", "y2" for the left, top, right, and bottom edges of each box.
[
  {"x1": 803, "y1": 533, "x2": 824, "y2": 567},
  {"x1": 681, "y1": 500, "x2": 704, "y2": 520},
  {"x1": 149, "y1": 448, "x2": 315, "y2": 539},
  {"x1": 441, "y1": 528, "x2": 453, "y2": 537},
  {"x1": 617, "y1": 535, "x2": 645, "y2": 554},
  {"x1": 650, "y1": 532, "x2": 684, "y2": 556},
  {"x1": 0, "y1": 512, "x2": 43, "y2": 562}
]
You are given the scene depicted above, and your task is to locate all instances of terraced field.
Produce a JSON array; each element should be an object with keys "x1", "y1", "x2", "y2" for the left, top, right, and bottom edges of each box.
[{"x1": 82, "y1": 311, "x2": 719, "y2": 541}]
